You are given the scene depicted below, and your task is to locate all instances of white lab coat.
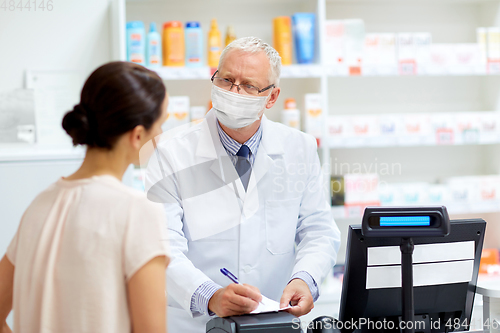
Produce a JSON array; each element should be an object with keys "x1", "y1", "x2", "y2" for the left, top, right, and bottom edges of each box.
[{"x1": 147, "y1": 110, "x2": 341, "y2": 333}]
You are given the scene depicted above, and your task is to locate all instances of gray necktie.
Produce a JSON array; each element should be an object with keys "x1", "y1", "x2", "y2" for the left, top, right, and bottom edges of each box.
[{"x1": 235, "y1": 145, "x2": 251, "y2": 191}]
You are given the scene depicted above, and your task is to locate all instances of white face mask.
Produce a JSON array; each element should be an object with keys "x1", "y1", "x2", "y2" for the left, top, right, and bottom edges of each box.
[{"x1": 211, "y1": 85, "x2": 271, "y2": 129}]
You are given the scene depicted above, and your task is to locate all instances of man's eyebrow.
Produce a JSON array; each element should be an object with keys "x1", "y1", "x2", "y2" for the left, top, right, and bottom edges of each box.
[
  {"x1": 219, "y1": 71, "x2": 261, "y2": 86},
  {"x1": 240, "y1": 77, "x2": 260, "y2": 86}
]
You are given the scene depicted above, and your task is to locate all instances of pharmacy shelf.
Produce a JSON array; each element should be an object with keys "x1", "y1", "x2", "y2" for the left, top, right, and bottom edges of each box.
[
  {"x1": 0, "y1": 145, "x2": 85, "y2": 162},
  {"x1": 149, "y1": 64, "x2": 325, "y2": 80},
  {"x1": 115, "y1": 0, "x2": 500, "y2": 257},
  {"x1": 326, "y1": 0, "x2": 498, "y2": 3},
  {"x1": 328, "y1": 140, "x2": 500, "y2": 149},
  {"x1": 340, "y1": 63, "x2": 500, "y2": 76},
  {"x1": 152, "y1": 66, "x2": 211, "y2": 80},
  {"x1": 338, "y1": 65, "x2": 496, "y2": 77},
  {"x1": 332, "y1": 203, "x2": 500, "y2": 219},
  {"x1": 148, "y1": 64, "x2": 499, "y2": 80},
  {"x1": 127, "y1": 0, "x2": 309, "y2": 3}
]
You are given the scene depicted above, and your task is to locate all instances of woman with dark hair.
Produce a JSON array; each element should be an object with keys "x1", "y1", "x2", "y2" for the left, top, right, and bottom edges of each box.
[{"x1": 0, "y1": 61, "x2": 169, "y2": 333}]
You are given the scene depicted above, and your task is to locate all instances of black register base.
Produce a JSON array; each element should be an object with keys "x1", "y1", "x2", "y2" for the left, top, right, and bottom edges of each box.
[{"x1": 206, "y1": 312, "x2": 300, "y2": 332}]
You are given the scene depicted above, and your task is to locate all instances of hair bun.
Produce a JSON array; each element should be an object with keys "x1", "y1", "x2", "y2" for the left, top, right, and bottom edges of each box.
[{"x1": 62, "y1": 104, "x2": 91, "y2": 146}]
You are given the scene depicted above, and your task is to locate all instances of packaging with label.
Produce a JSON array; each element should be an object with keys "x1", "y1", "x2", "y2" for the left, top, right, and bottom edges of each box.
[
  {"x1": 414, "y1": 33, "x2": 432, "y2": 74},
  {"x1": 126, "y1": 21, "x2": 146, "y2": 65},
  {"x1": 378, "y1": 183, "x2": 399, "y2": 206},
  {"x1": 446, "y1": 176, "x2": 476, "y2": 213},
  {"x1": 324, "y1": 20, "x2": 345, "y2": 66},
  {"x1": 400, "y1": 182, "x2": 429, "y2": 206},
  {"x1": 376, "y1": 114, "x2": 402, "y2": 146},
  {"x1": 378, "y1": 33, "x2": 398, "y2": 74},
  {"x1": 343, "y1": 173, "x2": 380, "y2": 217},
  {"x1": 363, "y1": 33, "x2": 398, "y2": 75},
  {"x1": 185, "y1": 22, "x2": 203, "y2": 67},
  {"x1": 163, "y1": 96, "x2": 190, "y2": 131},
  {"x1": 304, "y1": 93, "x2": 323, "y2": 142},
  {"x1": 427, "y1": 44, "x2": 453, "y2": 75},
  {"x1": 343, "y1": 19, "x2": 365, "y2": 74},
  {"x1": 363, "y1": 33, "x2": 379, "y2": 75},
  {"x1": 487, "y1": 27, "x2": 500, "y2": 73},
  {"x1": 397, "y1": 33, "x2": 416, "y2": 75},
  {"x1": 163, "y1": 21, "x2": 185, "y2": 67},
  {"x1": 431, "y1": 112, "x2": 456, "y2": 145},
  {"x1": 478, "y1": 112, "x2": 500, "y2": 144},
  {"x1": 190, "y1": 106, "x2": 206, "y2": 124},
  {"x1": 281, "y1": 98, "x2": 301, "y2": 130},
  {"x1": 455, "y1": 112, "x2": 480, "y2": 145},
  {"x1": 477, "y1": 28, "x2": 488, "y2": 65},
  {"x1": 427, "y1": 184, "x2": 450, "y2": 206},
  {"x1": 273, "y1": 16, "x2": 293, "y2": 66},
  {"x1": 292, "y1": 13, "x2": 316, "y2": 64},
  {"x1": 399, "y1": 113, "x2": 432, "y2": 146},
  {"x1": 146, "y1": 22, "x2": 162, "y2": 68},
  {"x1": 477, "y1": 176, "x2": 500, "y2": 212},
  {"x1": 450, "y1": 44, "x2": 483, "y2": 74},
  {"x1": 327, "y1": 115, "x2": 350, "y2": 147},
  {"x1": 349, "y1": 115, "x2": 379, "y2": 147}
]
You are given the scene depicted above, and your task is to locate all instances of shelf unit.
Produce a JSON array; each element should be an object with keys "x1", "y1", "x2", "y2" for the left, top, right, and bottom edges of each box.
[
  {"x1": 0, "y1": 145, "x2": 85, "y2": 163},
  {"x1": 111, "y1": 0, "x2": 500, "y2": 261}
]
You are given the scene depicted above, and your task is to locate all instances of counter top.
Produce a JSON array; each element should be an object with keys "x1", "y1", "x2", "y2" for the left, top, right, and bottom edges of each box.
[
  {"x1": 477, "y1": 275, "x2": 500, "y2": 298},
  {"x1": 0, "y1": 145, "x2": 85, "y2": 162}
]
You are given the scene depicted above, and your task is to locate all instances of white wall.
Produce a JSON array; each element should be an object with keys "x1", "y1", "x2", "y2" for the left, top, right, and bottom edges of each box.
[
  {"x1": 0, "y1": 3, "x2": 114, "y2": 325},
  {"x1": 0, "y1": 0, "x2": 113, "y2": 93}
]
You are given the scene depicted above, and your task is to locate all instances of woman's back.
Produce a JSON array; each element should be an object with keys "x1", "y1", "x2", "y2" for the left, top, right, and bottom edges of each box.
[{"x1": 7, "y1": 175, "x2": 167, "y2": 333}]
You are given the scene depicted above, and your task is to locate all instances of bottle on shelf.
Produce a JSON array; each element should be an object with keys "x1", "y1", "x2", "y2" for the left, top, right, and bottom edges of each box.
[
  {"x1": 273, "y1": 16, "x2": 293, "y2": 65},
  {"x1": 225, "y1": 26, "x2": 237, "y2": 47},
  {"x1": 163, "y1": 21, "x2": 185, "y2": 67},
  {"x1": 281, "y1": 98, "x2": 301, "y2": 130},
  {"x1": 292, "y1": 13, "x2": 316, "y2": 64},
  {"x1": 304, "y1": 93, "x2": 323, "y2": 145},
  {"x1": 126, "y1": 21, "x2": 146, "y2": 65},
  {"x1": 207, "y1": 19, "x2": 222, "y2": 68},
  {"x1": 146, "y1": 22, "x2": 161, "y2": 68},
  {"x1": 185, "y1": 21, "x2": 203, "y2": 68}
]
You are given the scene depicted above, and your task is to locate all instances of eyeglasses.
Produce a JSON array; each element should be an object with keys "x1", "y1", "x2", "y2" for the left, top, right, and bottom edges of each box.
[{"x1": 211, "y1": 70, "x2": 275, "y2": 96}]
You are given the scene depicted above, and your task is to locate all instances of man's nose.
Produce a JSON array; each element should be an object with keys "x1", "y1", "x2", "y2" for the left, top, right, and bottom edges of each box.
[{"x1": 229, "y1": 84, "x2": 240, "y2": 93}]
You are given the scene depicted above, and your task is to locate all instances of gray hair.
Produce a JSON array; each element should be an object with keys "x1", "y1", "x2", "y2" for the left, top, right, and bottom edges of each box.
[{"x1": 218, "y1": 36, "x2": 282, "y2": 87}]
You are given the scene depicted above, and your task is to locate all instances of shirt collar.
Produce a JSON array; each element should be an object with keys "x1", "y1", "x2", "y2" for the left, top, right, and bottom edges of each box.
[{"x1": 216, "y1": 120, "x2": 262, "y2": 157}]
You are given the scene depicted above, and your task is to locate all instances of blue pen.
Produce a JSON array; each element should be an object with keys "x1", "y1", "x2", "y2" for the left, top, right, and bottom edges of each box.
[
  {"x1": 220, "y1": 268, "x2": 240, "y2": 284},
  {"x1": 220, "y1": 268, "x2": 265, "y2": 305}
]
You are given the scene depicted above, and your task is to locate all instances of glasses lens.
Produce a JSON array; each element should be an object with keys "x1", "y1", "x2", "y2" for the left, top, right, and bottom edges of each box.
[
  {"x1": 213, "y1": 78, "x2": 232, "y2": 90},
  {"x1": 241, "y1": 85, "x2": 260, "y2": 96}
]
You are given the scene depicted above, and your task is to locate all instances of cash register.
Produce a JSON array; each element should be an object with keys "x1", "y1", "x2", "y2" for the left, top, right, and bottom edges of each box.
[
  {"x1": 206, "y1": 311, "x2": 300, "y2": 332},
  {"x1": 206, "y1": 206, "x2": 486, "y2": 333}
]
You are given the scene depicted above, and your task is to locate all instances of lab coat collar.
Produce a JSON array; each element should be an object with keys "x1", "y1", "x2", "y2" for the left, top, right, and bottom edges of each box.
[
  {"x1": 196, "y1": 109, "x2": 285, "y2": 159},
  {"x1": 195, "y1": 109, "x2": 285, "y2": 199},
  {"x1": 195, "y1": 110, "x2": 223, "y2": 159},
  {"x1": 260, "y1": 114, "x2": 285, "y2": 156}
]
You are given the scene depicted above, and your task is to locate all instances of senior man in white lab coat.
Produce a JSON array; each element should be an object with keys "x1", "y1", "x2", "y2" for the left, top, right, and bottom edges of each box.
[{"x1": 147, "y1": 36, "x2": 341, "y2": 333}]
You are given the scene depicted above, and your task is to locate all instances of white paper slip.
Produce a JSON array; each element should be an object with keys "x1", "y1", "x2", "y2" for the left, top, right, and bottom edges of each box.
[{"x1": 250, "y1": 295, "x2": 292, "y2": 314}]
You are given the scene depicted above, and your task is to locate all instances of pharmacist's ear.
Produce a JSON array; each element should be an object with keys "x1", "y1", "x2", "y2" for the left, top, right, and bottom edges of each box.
[{"x1": 265, "y1": 87, "x2": 280, "y2": 109}]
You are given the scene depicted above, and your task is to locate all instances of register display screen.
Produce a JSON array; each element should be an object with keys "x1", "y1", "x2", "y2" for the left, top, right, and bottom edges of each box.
[
  {"x1": 368, "y1": 215, "x2": 439, "y2": 228},
  {"x1": 380, "y1": 216, "x2": 431, "y2": 227}
]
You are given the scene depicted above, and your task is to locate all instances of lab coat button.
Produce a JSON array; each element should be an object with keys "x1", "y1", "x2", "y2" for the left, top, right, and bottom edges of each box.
[{"x1": 243, "y1": 265, "x2": 252, "y2": 273}]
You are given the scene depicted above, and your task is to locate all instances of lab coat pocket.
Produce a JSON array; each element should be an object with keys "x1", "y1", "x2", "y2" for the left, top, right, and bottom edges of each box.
[{"x1": 265, "y1": 197, "x2": 301, "y2": 255}]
